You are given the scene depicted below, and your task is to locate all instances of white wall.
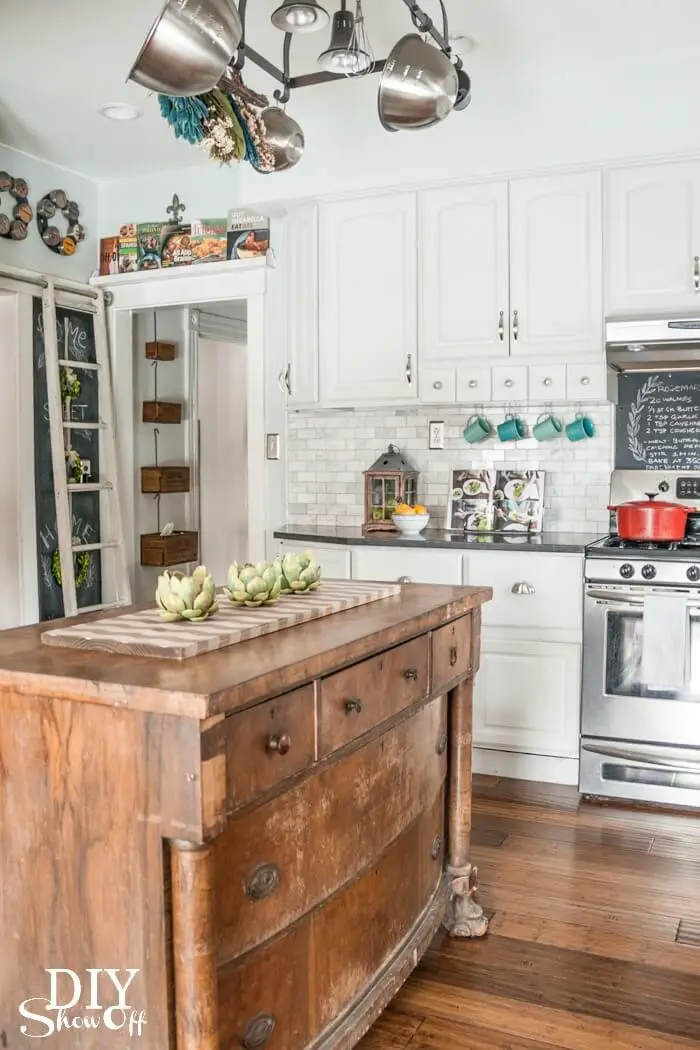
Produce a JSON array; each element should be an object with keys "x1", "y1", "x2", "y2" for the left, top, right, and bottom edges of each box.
[{"x1": 0, "y1": 145, "x2": 98, "y2": 281}]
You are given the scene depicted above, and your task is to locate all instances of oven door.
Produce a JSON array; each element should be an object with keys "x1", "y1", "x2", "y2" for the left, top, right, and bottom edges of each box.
[{"x1": 582, "y1": 583, "x2": 700, "y2": 747}]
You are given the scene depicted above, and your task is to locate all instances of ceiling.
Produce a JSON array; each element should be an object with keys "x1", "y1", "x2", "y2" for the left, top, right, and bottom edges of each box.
[{"x1": 4, "y1": 0, "x2": 700, "y2": 181}]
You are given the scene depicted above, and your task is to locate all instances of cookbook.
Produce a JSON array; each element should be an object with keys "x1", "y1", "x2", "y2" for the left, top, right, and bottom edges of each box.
[{"x1": 446, "y1": 469, "x2": 545, "y2": 533}]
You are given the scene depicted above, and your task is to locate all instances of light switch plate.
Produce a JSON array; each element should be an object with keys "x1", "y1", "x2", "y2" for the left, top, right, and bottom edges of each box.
[
  {"x1": 428, "y1": 421, "x2": 445, "y2": 450},
  {"x1": 266, "y1": 433, "x2": 281, "y2": 460}
]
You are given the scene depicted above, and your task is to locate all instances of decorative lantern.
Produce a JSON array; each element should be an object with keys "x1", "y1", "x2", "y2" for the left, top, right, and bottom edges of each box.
[{"x1": 363, "y1": 444, "x2": 420, "y2": 532}]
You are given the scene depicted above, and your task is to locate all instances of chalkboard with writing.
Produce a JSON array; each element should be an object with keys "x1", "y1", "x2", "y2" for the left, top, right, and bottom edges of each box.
[
  {"x1": 33, "y1": 299, "x2": 103, "y2": 621},
  {"x1": 615, "y1": 371, "x2": 700, "y2": 470}
]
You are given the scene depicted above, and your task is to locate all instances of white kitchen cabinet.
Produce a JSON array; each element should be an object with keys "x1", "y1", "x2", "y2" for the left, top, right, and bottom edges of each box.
[
  {"x1": 456, "y1": 366, "x2": 492, "y2": 403},
  {"x1": 319, "y1": 194, "x2": 417, "y2": 403},
  {"x1": 351, "y1": 547, "x2": 462, "y2": 585},
  {"x1": 490, "y1": 364, "x2": 528, "y2": 404},
  {"x1": 474, "y1": 637, "x2": 581, "y2": 758},
  {"x1": 283, "y1": 204, "x2": 319, "y2": 405},
  {"x1": 419, "y1": 182, "x2": 509, "y2": 362},
  {"x1": 465, "y1": 551, "x2": 583, "y2": 632},
  {"x1": 508, "y1": 171, "x2": 603, "y2": 357},
  {"x1": 606, "y1": 161, "x2": 700, "y2": 315},
  {"x1": 276, "y1": 539, "x2": 351, "y2": 580},
  {"x1": 566, "y1": 362, "x2": 610, "y2": 402},
  {"x1": 420, "y1": 366, "x2": 456, "y2": 403},
  {"x1": 528, "y1": 364, "x2": 567, "y2": 403}
]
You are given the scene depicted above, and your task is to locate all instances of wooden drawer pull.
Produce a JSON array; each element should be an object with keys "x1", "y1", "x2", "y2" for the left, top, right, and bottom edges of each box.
[
  {"x1": 344, "y1": 699, "x2": 363, "y2": 715},
  {"x1": 436, "y1": 730, "x2": 447, "y2": 756},
  {"x1": 241, "y1": 1014, "x2": 276, "y2": 1049},
  {"x1": 403, "y1": 667, "x2": 419, "y2": 681},
  {"x1": 449, "y1": 646, "x2": 458, "y2": 667},
  {"x1": 431, "y1": 836, "x2": 442, "y2": 860},
  {"x1": 266, "y1": 733, "x2": 291, "y2": 756},
  {"x1": 245, "y1": 863, "x2": 280, "y2": 902}
]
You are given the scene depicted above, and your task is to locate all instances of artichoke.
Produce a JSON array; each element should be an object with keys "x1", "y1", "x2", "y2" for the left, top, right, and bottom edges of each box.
[
  {"x1": 226, "y1": 561, "x2": 282, "y2": 607},
  {"x1": 155, "y1": 565, "x2": 218, "y2": 622},
  {"x1": 279, "y1": 551, "x2": 321, "y2": 595}
]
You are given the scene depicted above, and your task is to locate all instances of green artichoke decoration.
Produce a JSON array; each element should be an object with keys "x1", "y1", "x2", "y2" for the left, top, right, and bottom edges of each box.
[
  {"x1": 226, "y1": 561, "x2": 282, "y2": 607},
  {"x1": 155, "y1": 565, "x2": 218, "y2": 622},
  {"x1": 279, "y1": 552, "x2": 321, "y2": 595}
]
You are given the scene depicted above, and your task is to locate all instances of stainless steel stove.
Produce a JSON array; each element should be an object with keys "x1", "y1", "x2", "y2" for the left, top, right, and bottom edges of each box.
[{"x1": 581, "y1": 470, "x2": 700, "y2": 808}]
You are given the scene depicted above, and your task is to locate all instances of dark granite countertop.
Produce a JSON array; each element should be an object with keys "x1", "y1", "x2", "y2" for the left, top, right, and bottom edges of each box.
[{"x1": 274, "y1": 525, "x2": 603, "y2": 554}]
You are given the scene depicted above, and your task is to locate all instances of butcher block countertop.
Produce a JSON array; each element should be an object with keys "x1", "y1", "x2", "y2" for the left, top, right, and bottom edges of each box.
[{"x1": 0, "y1": 583, "x2": 491, "y2": 721}]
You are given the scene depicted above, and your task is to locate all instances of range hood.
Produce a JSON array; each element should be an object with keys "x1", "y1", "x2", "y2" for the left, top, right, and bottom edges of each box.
[{"x1": 606, "y1": 317, "x2": 700, "y2": 371}]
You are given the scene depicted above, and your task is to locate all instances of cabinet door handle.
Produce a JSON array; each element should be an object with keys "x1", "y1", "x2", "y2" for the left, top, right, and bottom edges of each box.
[
  {"x1": 431, "y1": 836, "x2": 442, "y2": 860},
  {"x1": 245, "y1": 863, "x2": 280, "y2": 902},
  {"x1": 449, "y1": 645, "x2": 458, "y2": 667},
  {"x1": 543, "y1": 377, "x2": 552, "y2": 387},
  {"x1": 498, "y1": 310, "x2": 504, "y2": 341},
  {"x1": 403, "y1": 668, "x2": 419, "y2": 681},
  {"x1": 433, "y1": 380, "x2": 443, "y2": 390},
  {"x1": 511, "y1": 581, "x2": 536, "y2": 596},
  {"x1": 694, "y1": 256, "x2": 700, "y2": 291},
  {"x1": 405, "y1": 353, "x2": 413, "y2": 384},
  {"x1": 468, "y1": 379, "x2": 478, "y2": 389},
  {"x1": 344, "y1": 698, "x2": 363, "y2": 715},
  {"x1": 266, "y1": 733, "x2": 291, "y2": 755},
  {"x1": 277, "y1": 364, "x2": 291, "y2": 396},
  {"x1": 241, "y1": 1014, "x2": 276, "y2": 1049},
  {"x1": 397, "y1": 575, "x2": 413, "y2": 584},
  {"x1": 512, "y1": 309, "x2": 519, "y2": 341},
  {"x1": 504, "y1": 378, "x2": 514, "y2": 389},
  {"x1": 580, "y1": 375, "x2": 590, "y2": 386}
]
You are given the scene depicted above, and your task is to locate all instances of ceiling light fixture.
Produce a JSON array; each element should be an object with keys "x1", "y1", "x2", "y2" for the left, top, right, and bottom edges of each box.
[
  {"x1": 271, "y1": 0, "x2": 329, "y2": 34},
  {"x1": 99, "y1": 103, "x2": 141, "y2": 121}
]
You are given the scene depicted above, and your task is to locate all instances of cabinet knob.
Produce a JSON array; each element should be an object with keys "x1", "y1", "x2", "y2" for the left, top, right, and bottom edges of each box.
[
  {"x1": 344, "y1": 698, "x2": 363, "y2": 715},
  {"x1": 504, "y1": 378, "x2": 514, "y2": 389},
  {"x1": 266, "y1": 733, "x2": 291, "y2": 755},
  {"x1": 241, "y1": 1014, "x2": 276, "y2": 1049},
  {"x1": 511, "y1": 581, "x2": 536, "y2": 596},
  {"x1": 468, "y1": 379, "x2": 478, "y2": 389},
  {"x1": 433, "y1": 380, "x2": 443, "y2": 390},
  {"x1": 431, "y1": 836, "x2": 442, "y2": 860},
  {"x1": 397, "y1": 575, "x2": 413, "y2": 584},
  {"x1": 449, "y1": 645, "x2": 458, "y2": 667},
  {"x1": 543, "y1": 377, "x2": 552, "y2": 387},
  {"x1": 580, "y1": 375, "x2": 590, "y2": 386},
  {"x1": 245, "y1": 863, "x2": 280, "y2": 902},
  {"x1": 403, "y1": 667, "x2": 419, "y2": 681},
  {"x1": 436, "y1": 730, "x2": 447, "y2": 755}
]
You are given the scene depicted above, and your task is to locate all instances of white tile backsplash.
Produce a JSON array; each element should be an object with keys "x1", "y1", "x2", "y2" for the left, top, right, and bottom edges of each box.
[{"x1": 286, "y1": 402, "x2": 614, "y2": 533}]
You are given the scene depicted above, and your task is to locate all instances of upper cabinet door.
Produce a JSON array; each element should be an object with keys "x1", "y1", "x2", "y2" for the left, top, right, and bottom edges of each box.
[
  {"x1": 606, "y1": 161, "x2": 700, "y2": 315},
  {"x1": 319, "y1": 194, "x2": 417, "y2": 403},
  {"x1": 509, "y1": 171, "x2": 603, "y2": 357},
  {"x1": 419, "y1": 182, "x2": 509, "y2": 361},
  {"x1": 284, "y1": 204, "x2": 319, "y2": 405}
]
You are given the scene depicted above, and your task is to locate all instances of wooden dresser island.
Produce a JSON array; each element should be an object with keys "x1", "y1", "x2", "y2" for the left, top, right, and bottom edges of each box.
[{"x1": 0, "y1": 583, "x2": 491, "y2": 1050}]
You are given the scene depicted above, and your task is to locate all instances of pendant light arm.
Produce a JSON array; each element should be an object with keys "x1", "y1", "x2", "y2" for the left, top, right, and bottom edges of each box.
[
  {"x1": 273, "y1": 32, "x2": 294, "y2": 104},
  {"x1": 234, "y1": 0, "x2": 249, "y2": 69},
  {"x1": 400, "y1": 0, "x2": 458, "y2": 65}
]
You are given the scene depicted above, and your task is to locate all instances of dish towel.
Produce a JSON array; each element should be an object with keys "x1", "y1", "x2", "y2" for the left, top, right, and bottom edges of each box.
[{"x1": 641, "y1": 593, "x2": 688, "y2": 692}]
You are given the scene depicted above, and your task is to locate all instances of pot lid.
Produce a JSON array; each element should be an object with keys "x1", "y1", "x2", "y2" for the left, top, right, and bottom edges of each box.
[{"x1": 613, "y1": 495, "x2": 688, "y2": 511}]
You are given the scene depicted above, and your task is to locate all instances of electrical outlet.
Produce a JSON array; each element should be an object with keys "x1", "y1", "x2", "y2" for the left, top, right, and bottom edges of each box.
[{"x1": 428, "y1": 421, "x2": 445, "y2": 450}]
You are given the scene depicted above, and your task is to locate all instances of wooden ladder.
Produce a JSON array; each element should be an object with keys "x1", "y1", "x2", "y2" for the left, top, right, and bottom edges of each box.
[{"x1": 41, "y1": 278, "x2": 131, "y2": 617}]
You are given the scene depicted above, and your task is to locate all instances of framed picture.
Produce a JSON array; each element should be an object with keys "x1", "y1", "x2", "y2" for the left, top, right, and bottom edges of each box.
[{"x1": 445, "y1": 468, "x2": 545, "y2": 533}]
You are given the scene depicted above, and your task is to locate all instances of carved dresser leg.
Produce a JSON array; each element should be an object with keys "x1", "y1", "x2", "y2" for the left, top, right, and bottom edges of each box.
[
  {"x1": 444, "y1": 677, "x2": 488, "y2": 938},
  {"x1": 170, "y1": 840, "x2": 220, "y2": 1050}
]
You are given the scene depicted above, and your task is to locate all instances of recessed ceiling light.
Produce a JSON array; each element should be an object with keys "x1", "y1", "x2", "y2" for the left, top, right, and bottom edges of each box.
[{"x1": 99, "y1": 103, "x2": 141, "y2": 121}]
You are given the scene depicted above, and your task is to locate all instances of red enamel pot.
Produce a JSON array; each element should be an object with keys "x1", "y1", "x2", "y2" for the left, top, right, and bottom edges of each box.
[{"x1": 609, "y1": 493, "x2": 689, "y2": 542}]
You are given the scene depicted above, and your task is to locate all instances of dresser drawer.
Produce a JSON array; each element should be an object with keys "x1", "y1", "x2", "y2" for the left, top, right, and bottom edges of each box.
[
  {"x1": 466, "y1": 550, "x2": 583, "y2": 631},
  {"x1": 212, "y1": 697, "x2": 446, "y2": 963},
  {"x1": 202, "y1": 684, "x2": 316, "y2": 815},
  {"x1": 491, "y1": 364, "x2": 528, "y2": 403},
  {"x1": 432, "y1": 615, "x2": 473, "y2": 692},
  {"x1": 319, "y1": 635, "x2": 429, "y2": 757}
]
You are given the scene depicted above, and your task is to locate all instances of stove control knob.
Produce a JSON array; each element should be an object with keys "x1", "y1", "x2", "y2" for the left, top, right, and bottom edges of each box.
[
  {"x1": 687, "y1": 565, "x2": 700, "y2": 582},
  {"x1": 641, "y1": 564, "x2": 657, "y2": 580},
  {"x1": 619, "y1": 563, "x2": 635, "y2": 579}
]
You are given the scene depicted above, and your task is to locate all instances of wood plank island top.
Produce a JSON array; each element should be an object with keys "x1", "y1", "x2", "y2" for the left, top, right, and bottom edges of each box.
[{"x1": 0, "y1": 583, "x2": 492, "y2": 721}]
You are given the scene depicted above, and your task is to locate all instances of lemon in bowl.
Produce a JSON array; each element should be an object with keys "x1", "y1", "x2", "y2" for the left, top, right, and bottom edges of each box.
[{"x1": 392, "y1": 504, "x2": 430, "y2": 535}]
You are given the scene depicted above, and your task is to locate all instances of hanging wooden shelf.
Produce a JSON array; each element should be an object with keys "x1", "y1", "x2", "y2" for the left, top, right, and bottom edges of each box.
[
  {"x1": 141, "y1": 466, "x2": 190, "y2": 494},
  {"x1": 140, "y1": 531, "x2": 198, "y2": 567},
  {"x1": 145, "y1": 340, "x2": 176, "y2": 361},
  {"x1": 142, "y1": 401, "x2": 182, "y2": 424}
]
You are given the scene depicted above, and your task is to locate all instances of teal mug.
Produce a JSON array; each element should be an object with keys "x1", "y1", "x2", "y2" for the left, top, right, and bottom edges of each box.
[
  {"x1": 463, "y1": 415, "x2": 491, "y2": 444},
  {"x1": 533, "y1": 413, "x2": 563, "y2": 442},
  {"x1": 497, "y1": 415, "x2": 526, "y2": 442},
  {"x1": 566, "y1": 415, "x2": 596, "y2": 442}
]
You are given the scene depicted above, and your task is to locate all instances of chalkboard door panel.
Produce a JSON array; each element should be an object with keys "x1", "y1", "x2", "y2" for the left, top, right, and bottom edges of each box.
[
  {"x1": 33, "y1": 299, "x2": 103, "y2": 621},
  {"x1": 607, "y1": 161, "x2": 700, "y2": 315},
  {"x1": 615, "y1": 371, "x2": 700, "y2": 470},
  {"x1": 508, "y1": 170, "x2": 603, "y2": 357}
]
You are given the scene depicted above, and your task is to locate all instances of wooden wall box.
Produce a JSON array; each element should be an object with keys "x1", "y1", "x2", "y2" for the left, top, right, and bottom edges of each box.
[
  {"x1": 145, "y1": 340, "x2": 176, "y2": 360},
  {"x1": 141, "y1": 465, "x2": 190, "y2": 493},
  {"x1": 0, "y1": 583, "x2": 492, "y2": 1050},
  {"x1": 140, "y1": 530, "x2": 198, "y2": 567},
  {"x1": 142, "y1": 401, "x2": 182, "y2": 424}
]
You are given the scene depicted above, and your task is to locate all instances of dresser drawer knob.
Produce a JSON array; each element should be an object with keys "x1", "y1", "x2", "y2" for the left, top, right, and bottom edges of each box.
[
  {"x1": 436, "y1": 730, "x2": 447, "y2": 755},
  {"x1": 449, "y1": 645, "x2": 458, "y2": 667},
  {"x1": 431, "y1": 836, "x2": 442, "y2": 860},
  {"x1": 241, "y1": 1014, "x2": 276, "y2": 1049},
  {"x1": 344, "y1": 698, "x2": 363, "y2": 715},
  {"x1": 266, "y1": 733, "x2": 291, "y2": 756},
  {"x1": 511, "y1": 581, "x2": 535, "y2": 596},
  {"x1": 403, "y1": 667, "x2": 419, "y2": 681},
  {"x1": 245, "y1": 863, "x2": 280, "y2": 902}
]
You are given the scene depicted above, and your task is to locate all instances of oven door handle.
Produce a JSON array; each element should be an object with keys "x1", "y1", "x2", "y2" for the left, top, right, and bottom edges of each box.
[
  {"x1": 582, "y1": 740, "x2": 700, "y2": 774},
  {"x1": 586, "y1": 589, "x2": 644, "y2": 606}
]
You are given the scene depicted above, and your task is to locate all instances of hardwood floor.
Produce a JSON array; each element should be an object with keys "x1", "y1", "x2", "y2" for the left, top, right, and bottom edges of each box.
[{"x1": 360, "y1": 776, "x2": 700, "y2": 1049}]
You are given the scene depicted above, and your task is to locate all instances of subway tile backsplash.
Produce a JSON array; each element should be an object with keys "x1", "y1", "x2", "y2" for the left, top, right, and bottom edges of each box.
[{"x1": 287, "y1": 402, "x2": 614, "y2": 533}]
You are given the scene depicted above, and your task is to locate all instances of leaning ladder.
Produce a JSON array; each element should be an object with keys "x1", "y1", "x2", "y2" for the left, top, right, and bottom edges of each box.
[{"x1": 41, "y1": 278, "x2": 131, "y2": 617}]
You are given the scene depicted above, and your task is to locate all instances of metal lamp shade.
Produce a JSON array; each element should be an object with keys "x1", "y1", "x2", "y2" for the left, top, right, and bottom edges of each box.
[
  {"x1": 318, "y1": 8, "x2": 368, "y2": 73},
  {"x1": 128, "y1": 0, "x2": 242, "y2": 96},
  {"x1": 377, "y1": 33, "x2": 459, "y2": 133},
  {"x1": 271, "y1": 0, "x2": 329, "y2": 33}
]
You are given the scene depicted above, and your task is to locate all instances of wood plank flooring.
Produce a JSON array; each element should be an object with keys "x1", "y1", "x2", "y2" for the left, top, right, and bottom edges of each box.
[{"x1": 360, "y1": 776, "x2": 700, "y2": 1049}]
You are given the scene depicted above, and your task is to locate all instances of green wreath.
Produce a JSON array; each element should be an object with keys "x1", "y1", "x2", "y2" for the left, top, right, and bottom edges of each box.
[{"x1": 52, "y1": 548, "x2": 91, "y2": 590}]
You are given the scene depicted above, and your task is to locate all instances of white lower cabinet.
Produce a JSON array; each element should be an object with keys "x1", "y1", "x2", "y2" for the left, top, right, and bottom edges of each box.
[{"x1": 351, "y1": 547, "x2": 462, "y2": 585}]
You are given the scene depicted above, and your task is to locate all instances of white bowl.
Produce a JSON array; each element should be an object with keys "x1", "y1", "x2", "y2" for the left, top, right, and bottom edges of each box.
[{"x1": 392, "y1": 513, "x2": 430, "y2": 535}]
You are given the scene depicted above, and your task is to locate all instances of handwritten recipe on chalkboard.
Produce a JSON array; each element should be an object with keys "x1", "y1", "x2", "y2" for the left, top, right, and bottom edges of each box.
[{"x1": 615, "y1": 372, "x2": 700, "y2": 470}]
